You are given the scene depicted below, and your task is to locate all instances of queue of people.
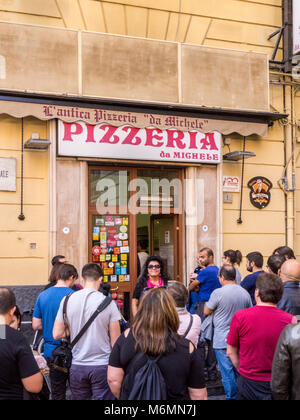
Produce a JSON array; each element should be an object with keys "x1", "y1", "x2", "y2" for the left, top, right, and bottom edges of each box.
[
  {"x1": 0, "y1": 244, "x2": 300, "y2": 400},
  {"x1": 188, "y1": 245, "x2": 300, "y2": 400}
]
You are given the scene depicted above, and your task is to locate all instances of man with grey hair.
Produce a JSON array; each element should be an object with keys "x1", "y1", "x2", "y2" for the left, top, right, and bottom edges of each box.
[
  {"x1": 277, "y1": 259, "x2": 300, "y2": 316},
  {"x1": 0, "y1": 288, "x2": 43, "y2": 399}
]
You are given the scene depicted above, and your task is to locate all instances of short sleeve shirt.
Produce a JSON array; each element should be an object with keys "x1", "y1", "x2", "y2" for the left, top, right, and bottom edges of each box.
[
  {"x1": 196, "y1": 266, "x2": 221, "y2": 302},
  {"x1": 133, "y1": 277, "x2": 168, "y2": 301},
  {"x1": 205, "y1": 284, "x2": 252, "y2": 349},
  {"x1": 56, "y1": 288, "x2": 121, "y2": 365},
  {"x1": 0, "y1": 326, "x2": 40, "y2": 400},
  {"x1": 240, "y1": 271, "x2": 264, "y2": 305},
  {"x1": 227, "y1": 305, "x2": 297, "y2": 381},
  {"x1": 177, "y1": 308, "x2": 202, "y2": 348},
  {"x1": 33, "y1": 286, "x2": 74, "y2": 358},
  {"x1": 109, "y1": 330, "x2": 206, "y2": 400}
]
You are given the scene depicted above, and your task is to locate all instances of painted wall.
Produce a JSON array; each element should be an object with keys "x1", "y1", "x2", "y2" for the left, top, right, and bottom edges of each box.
[
  {"x1": 294, "y1": 93, "x2": 300, "y2": 261},
  {"x1": 0, "y1": 0, "x2": 298, "y2": 283},
  {"x1": 0, "y1": 0, "x2": 283, "y2": 62},
  {"x1": 0, "y1": 116, "x2": 49, "y2": 285}
]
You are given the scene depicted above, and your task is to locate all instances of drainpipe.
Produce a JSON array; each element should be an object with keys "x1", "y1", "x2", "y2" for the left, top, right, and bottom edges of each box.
[{"x1": 280, "y1": 81, "x2": 295, "y2": 249}]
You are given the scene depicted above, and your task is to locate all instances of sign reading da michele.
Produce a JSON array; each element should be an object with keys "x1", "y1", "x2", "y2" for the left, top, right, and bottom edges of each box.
[{"x1": 58, "y1": 120, "x2": 222, "y2": 164}]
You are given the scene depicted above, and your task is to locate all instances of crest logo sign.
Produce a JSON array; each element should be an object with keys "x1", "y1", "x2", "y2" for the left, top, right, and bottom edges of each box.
[{"x1": 247, "y1": 176, "x2": 272, "y2": 209}]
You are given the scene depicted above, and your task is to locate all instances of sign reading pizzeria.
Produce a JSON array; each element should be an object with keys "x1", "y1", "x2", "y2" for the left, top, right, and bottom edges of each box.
[
  {"x1": 247, "y1": 176, "x2": 272, "y2": 209},
  {"x1": 57, "y1": 120, "x2": 222, "y2": 164}
]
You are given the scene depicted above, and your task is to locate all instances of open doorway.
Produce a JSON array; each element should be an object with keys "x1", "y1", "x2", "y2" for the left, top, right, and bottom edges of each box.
[
  {"x1": 89, "y1": 165, "x2": 184, "y2": 320},
  {"x1": 137, "y1": 214, "x2": 179, "y2": 280}
]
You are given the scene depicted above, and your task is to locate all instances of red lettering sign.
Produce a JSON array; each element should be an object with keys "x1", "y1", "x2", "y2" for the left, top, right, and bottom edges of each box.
[
  {"x1": 99, "y1": 125, "x2": 119, "y2": 144},
  {"x1": 58, "y1": 121, "x2": 221, "y2": 164},
  {"x1": 199, "y1": 133, "x2": 218, "y2": 150},
  {"x1": 144, "y1": 128, "x2": 164, "y2": 147},
  {"x1": 166, "y1": 130, "x2": 185, "y2": 149},
  {"x1": 62, "y1": 122, "x2": 83, "y2": 141},
  {"x1": 121, "y1": 126, "x2": 142, "y2": 146}
]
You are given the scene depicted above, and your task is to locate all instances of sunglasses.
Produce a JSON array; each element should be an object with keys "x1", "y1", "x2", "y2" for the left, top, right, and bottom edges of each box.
[{"x1": 148, "y1": 264, "x2": 161, "y2": 270}]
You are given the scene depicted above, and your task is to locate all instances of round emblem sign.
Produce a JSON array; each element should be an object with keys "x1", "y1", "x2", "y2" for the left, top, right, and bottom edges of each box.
[
  {"x1": 92, "y1": 246, "x2": 101, "y2": 256},
  {"x1": 247, "y1": 176, "x2": 273, "y2": 209}
]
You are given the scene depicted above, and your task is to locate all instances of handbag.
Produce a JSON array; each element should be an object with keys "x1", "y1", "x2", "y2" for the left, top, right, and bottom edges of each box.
[
  {"x1": 199, "y1": 313, "x2": 214, "y2": 343},
  {"x1": 50, "y1": 293, "x2": 112, "y2": 374}
]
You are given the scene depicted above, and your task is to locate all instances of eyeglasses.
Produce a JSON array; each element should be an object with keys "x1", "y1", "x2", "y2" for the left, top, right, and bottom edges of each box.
[{"x1": 148, "y1": 264, "x2": 161, "y2": 270}]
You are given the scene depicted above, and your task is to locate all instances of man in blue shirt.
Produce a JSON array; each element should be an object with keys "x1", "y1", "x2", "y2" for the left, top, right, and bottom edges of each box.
[
  {"x1": 189, "y1": 247, "x2": 221, "y2": 318},
  {"x1": 32, "y1": 263, "x2": 78, "y2": 400},
  {"x1": 240, "y1": 251, "x2": 264, "y2": 306},
  {"x1": 189, "y1": 247, "x2": 221, "y2": 381},
  {"x1": 187, "y1": 253, "x2": 202, "y2": 314}
]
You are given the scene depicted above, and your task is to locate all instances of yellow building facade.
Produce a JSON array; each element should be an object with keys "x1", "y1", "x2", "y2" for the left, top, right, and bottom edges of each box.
[{"x1": 0, "y1": 0, "x2": 299, "y2": 289}]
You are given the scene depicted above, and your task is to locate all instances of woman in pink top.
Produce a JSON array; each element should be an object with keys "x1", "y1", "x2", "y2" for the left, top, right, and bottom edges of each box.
[
  {"x1": 168, "y1": 281, "x2": 201, "y2": 348},
  {"x1": 132, "y1": 256, "x2": 169, "y2": 318}
]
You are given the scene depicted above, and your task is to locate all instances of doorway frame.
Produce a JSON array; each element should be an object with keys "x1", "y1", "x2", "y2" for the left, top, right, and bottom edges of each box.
[
  {"x1": 88, "y1": 164, "x2": 185, "y2": 297},
  {"x1": 150, "y1": 213, "x2": 180, "y2": 281}
]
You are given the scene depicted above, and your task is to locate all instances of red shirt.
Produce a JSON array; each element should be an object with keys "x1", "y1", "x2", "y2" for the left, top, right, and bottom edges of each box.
[{"x1": 227, "y1": 305, "x2": 297, "y2": 381}]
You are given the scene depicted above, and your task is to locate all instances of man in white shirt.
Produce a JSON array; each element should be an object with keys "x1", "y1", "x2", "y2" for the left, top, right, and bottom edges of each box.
[
  {"x1": 137, "y1": 239, "x2": 149, "y2": 276},
  {"x1": 53, "y1": 263, "x2": 121, "y2": 400}
]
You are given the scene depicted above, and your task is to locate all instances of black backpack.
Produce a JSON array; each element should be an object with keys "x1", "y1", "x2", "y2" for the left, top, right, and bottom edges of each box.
[{"x1": 120, "y1": 352, "x2": 167, "y2": 400}]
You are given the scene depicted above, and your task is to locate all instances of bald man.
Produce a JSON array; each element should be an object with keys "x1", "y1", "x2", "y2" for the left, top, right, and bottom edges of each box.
[{"x1": 277, "y1": 259, "x2": 300, "y2": 316}]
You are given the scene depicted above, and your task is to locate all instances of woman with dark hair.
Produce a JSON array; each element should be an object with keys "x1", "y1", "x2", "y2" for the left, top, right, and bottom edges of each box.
[
  {"x1": 43, "y1": 262, "x2": 64, "y2": 291},
  {"x1": 222, "y1": 249, "x2": 243, "y2": 284},
  {"x1": 273, "y1": 246, "x2": 296, "y2": 261},
  {"x1": 108, "y1": 287, "x2": 207, "y2": 400},
  {"x1": 44, "y1": 262, "x2": 83, "y2": 292},
  {"x1": 131, "y1": 255, "x2": 169, "y2": 318},
  {"x1": 9, "y1": 305, "x2": 22, "y2": 331}
]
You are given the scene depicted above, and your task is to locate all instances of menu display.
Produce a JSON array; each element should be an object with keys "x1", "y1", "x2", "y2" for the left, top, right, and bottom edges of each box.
[{"x1": 92, "y1": 215, "x2": 130, "y2": 283}]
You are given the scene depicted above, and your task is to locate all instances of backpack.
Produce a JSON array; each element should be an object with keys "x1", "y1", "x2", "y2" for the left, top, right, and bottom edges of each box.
[{"x1": 120, "y1": 352, "x2": 167, "y2": 400}]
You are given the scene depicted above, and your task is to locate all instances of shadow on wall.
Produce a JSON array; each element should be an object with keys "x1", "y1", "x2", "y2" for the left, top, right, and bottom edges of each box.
[{"x1": 3, "y1": 285, "x2": 45, "y2": 344}]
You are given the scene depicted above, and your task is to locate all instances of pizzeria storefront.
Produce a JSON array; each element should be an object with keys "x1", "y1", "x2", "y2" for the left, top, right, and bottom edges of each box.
[
  {"x1": 0, "y1": 22, "x2": 287, "y2": 320},
  {"x1": 55, "y1": 104, "x2": 225, "y2": 320},
  {"x1": 2, "y1": 95, "x2": 282, "y2": 320}
]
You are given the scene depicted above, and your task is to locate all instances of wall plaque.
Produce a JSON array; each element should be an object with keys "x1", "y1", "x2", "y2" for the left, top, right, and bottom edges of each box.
[
  {"x1": 223, "y1": 175, "x2": 241, "y2": 193},
  {"x1": 247, "y1": 176, "x2": 272, "y2": 209},
  {"x1": 0, "y1": 157, "x2": 16, "y2": 191}
]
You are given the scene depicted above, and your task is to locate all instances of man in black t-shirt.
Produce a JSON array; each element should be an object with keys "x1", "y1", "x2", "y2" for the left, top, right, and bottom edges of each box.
[{"x1": 0, "y1": 288, "x2": 43, "y2": 400}]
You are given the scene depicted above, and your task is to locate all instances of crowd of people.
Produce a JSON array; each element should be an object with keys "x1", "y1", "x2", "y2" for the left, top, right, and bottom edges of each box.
[{"x1": 0, "y1": 245, "x2": 300, "y2": 400}]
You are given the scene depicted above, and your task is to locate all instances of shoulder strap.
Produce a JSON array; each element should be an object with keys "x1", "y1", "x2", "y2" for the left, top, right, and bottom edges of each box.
[
  {"x1": 70, "y1": 296, "x2": 112, "y2": 348},
  {"x1": 63, "y1": 293, "x2": 73, "y2": 324},
  {"x1": 182, "y1": 314, "x2": 193, "y2": 339}
]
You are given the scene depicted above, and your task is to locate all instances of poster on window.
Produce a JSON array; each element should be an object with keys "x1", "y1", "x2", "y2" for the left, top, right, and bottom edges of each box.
[{"x1": 92, "y1": 215, "x2": 130, "y2": 283}]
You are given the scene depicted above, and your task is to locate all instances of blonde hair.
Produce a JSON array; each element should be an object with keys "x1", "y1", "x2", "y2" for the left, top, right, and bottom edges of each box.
[{"x1": 132, "y1": 287, "x2": 179, "y2": 356}]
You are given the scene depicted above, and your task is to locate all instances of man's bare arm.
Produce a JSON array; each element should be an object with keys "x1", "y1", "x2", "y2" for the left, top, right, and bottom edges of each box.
[{"x1": 227, "y1": 344, "x2": 239, "y2": 370}]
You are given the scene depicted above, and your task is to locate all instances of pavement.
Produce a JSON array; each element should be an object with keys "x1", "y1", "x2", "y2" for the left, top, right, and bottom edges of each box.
[{"x1": 206, "y1": 376, "x2": 226, "y2": 400}]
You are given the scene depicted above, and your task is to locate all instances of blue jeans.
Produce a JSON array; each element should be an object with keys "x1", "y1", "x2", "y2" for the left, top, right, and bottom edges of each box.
[{"x1": 215, "y1": 349, "x2": 238, "y2": 400}]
